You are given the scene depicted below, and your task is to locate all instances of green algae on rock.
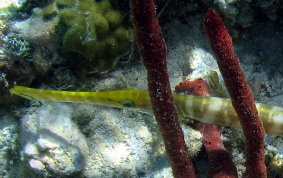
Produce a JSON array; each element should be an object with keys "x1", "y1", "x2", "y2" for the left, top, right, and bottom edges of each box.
[{"x1": 43, "y1": 0, "x2": 134, "y2": 73}]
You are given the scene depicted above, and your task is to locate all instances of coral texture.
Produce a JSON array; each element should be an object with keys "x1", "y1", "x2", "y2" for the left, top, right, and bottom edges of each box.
[
  {"x1": 204, "y1": 8, "x2": 266, "y2": 178},
  {"x1": 0, "y1": 115, "x2": 18, "y2": 177},
  {"x1": 42, "y1": 0, "x2": 133, "y2": 72},
  {"x1": 20, "y1": 103, "x2": 88, "y2": 177},
  {"x1": 0, "y1": 19, "x2": 36, "y2": 106},
  {"x1": 0, "y1": 55, "x2": 35, "y2": 106},
  {"x1": 129, "y1": 0, "x2": 196, "y2": 177},
  {"x1": 200, "y1": 0, "x2": 283, "y2": 28}
]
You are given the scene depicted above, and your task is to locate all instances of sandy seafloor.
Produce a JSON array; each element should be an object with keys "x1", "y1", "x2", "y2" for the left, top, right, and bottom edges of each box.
[{"x1": 1, "y1": 0, "x2": 283, "y2": 178}]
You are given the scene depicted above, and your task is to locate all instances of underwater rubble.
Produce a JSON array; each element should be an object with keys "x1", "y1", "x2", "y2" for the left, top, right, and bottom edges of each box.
[{"x1": 0, "y1": 0, "x2": 283, "y2": 177}]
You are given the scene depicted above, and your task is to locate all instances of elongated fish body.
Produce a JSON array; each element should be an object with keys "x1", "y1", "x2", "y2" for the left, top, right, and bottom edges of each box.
[{"x1": 10, "y1": 86, "x2": 283, "y2": 136}]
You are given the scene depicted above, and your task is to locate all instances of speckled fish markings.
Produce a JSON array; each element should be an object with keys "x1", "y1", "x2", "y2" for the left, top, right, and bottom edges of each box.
[{"x1": 10, "y1": 86, "x2": 283, "y2": 136}]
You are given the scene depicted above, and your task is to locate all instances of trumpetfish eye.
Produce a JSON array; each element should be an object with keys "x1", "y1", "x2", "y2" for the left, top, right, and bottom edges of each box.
[{"x1": 122, "y1": 100, "x2": 135, "y2": 108}]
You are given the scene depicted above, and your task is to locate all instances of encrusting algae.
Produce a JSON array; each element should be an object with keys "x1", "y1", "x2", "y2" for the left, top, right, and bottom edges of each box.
[{"x1": 10, "y1": 85, "x2": 283, "y2": 136}]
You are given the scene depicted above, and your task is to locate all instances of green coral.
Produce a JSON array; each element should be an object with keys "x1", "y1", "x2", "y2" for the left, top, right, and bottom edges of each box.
[
  {"x1": 42, "y1": 3, "x2": 58, "y2": 18},
  {"x1": 56, "y1": 0, "x2": 75, "y2": 7},
  {"x1": 42, "y1": 0, "x2": 133, "y2": 72}
]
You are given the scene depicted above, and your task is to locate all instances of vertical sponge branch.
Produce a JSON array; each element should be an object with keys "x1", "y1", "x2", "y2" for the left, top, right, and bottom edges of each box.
[
  {"x1": 129, "y1": 0, "x2": 196, "y2": 177},
  {"x1": 204, "y1": 8, "x2": 266, "y2": 178}
]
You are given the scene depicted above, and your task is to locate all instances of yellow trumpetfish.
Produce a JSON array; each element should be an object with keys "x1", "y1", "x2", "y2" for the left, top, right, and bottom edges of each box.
[{"x1": 10, "y1": 86, "x2": 283, "y2": 136}]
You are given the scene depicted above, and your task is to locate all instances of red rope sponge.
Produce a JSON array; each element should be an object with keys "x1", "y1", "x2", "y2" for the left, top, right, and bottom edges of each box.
[
  {"x1": 204, "y1": 8, "x2": 266, "y2": 178},
  {"x1": 176, "y1": 79, "x2": 238, "y2": 178},
  {"x1": 129, "y1": 0, "x2": 196, "y2": 177}
]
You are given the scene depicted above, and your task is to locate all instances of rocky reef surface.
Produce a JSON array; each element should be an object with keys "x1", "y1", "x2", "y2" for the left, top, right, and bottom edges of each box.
[
  {"x1": 20, "y1": 103, "x2": 88, "y2": 177},
  {"x1": 0, "y1": 0, "x2": 283, "y2": 177}
]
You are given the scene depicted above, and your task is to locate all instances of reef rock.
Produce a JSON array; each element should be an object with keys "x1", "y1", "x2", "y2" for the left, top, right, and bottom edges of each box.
[
  {"x1": 0, "y1": 114, "x2": 19, "y2": 178},
  {"x1": 70, "y1": 103, "x2": 203, "y2": 177},
  {"x1": 20, "y1": 103, "x2": 88, "y2": 177},
  {"x1": 200, "y1": 0, "x2": 283, "y2": 28}
]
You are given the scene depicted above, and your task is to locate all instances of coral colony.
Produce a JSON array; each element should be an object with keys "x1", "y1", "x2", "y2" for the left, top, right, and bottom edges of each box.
[
  {"x1": 130, "y1": 1, "x2": 266, "y2": 178},
  {"x1": 42, "y1": 0, "x2": 133, "y2": 72}
]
